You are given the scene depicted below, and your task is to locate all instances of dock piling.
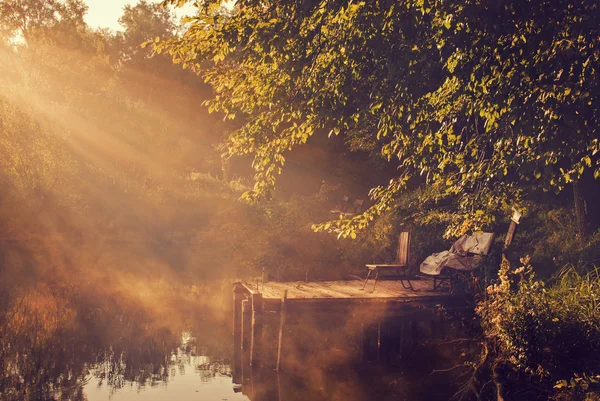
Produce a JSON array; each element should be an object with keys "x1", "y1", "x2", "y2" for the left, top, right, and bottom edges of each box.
[
  {"x1": 276, "y1": 289, "x2": 288, "y2": 371},
  {"x1": 250, "y1": 293, "x2": 263, "y2": 367},
  {"x1": 233, "y1": 290, "x2": 244, "y2": 382},
  {"x1": 241, "y1": 299, "x2": 251, "y2": 384}
]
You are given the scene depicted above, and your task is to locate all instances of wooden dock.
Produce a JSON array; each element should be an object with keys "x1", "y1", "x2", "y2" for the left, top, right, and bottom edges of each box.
[
  {"x1": 233, "y1": 278, "x2": 465, "y2": 375},
  {"x1": 241, "y1": 278, "x2": 450, "y2": 300}
]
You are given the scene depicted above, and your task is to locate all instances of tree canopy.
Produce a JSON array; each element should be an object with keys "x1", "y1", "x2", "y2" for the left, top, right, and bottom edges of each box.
[{"x1": 157, "y1": 0, "x2": 600, "y2": 238}]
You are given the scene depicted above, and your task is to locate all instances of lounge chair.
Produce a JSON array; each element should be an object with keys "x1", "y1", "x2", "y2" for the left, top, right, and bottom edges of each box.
[
  {"x1": 363, "y1": 232, "x2": 418, "y2": 291},
  {"x1": 420, "y1": 232, "x2": 494, "y2": 291}
]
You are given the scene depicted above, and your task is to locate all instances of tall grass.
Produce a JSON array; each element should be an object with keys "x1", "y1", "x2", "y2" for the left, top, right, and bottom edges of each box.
[{"x1": 551, "y1": 264, "x2": 600, "y2": 327}]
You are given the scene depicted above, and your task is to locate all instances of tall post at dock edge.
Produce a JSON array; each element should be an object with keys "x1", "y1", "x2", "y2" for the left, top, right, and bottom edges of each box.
[
  {"x1": 250, "y1": 292, "x2": 263, "y2": 367},
  {"x1": 504, "y1": 209, "x2": 522, "y2": 250},
  {"x1": 232, "y1": 288, "x2": 244, "y2": 382},
  {"x1": 276, "y1": 289, "x2": 288, "y2": 371}
]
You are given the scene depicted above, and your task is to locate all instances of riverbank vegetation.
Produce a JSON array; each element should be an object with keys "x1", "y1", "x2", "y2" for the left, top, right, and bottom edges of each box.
[{"x1": 477, "y1": 258, "x2": 600, "y2": 400}]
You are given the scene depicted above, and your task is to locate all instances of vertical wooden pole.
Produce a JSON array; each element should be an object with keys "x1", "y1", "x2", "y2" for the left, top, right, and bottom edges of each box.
[
  {"x1": 504, "y1": 221, "x2": 518, "y2": 249},
  {"x1": 429, "y1": 317, "x2": 438, "y2": 366},
  {"x1": 276, "y1": 290, "x2": 288, "y2": 371},
  {"x1": 359, "y1": 323, "x2": 365, "y2": 360},
  {"x1": 504, "y1": 209, "x2": 522, "y2": 250},
  {"x1": 362, "y1": 323, "x2": 380, "y2": 362},
  {"x1": 233, "y1": 290, "x2": 244, "y2": 383},
  {"x1": 440, "y1": 313, "x2": 447, "y2": 339},
  {"x1": 430, "y1": 318, "x2": 437, "y2": 340},
  {"x1": 409, "y1": 320, "x2": 417, "y2": 344},
  {"x1": 377, "y1": 322, "x2": 382, "y2": 362},
  {"x1": 248, "y1": 361, "x2": 256, "y2": 401},
  {"x1": 241, "y1": 299, "x2": 251, "y2": 384},
  {"x1": 399, "y1": 321, "x2": 405, "y2": 359},
  {"x1": 250, "y1": 293, "x2": 263, "y2": 367},
  {"x1": 277, "y1": 369, "x2": 283, "y2": 401}
]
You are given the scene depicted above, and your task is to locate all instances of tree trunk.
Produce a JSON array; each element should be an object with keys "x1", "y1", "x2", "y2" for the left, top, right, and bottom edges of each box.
[{"x1": 573, "y1": 180, "x2": 587, "y2": 239}]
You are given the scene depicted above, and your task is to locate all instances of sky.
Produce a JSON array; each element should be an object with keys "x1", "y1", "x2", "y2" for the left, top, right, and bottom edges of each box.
[{"x1": 83, "y1": 0, "x2": 195, "y2": 31}]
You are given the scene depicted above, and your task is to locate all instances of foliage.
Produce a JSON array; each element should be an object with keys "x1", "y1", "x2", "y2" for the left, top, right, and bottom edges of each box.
[
  {"x1": 115, "y1": 0, "x2": 178, "y2": 66},
  {"x1": 477, "y1": 256, "x2": 600, "y2": 398},
  {"x1": 156, "y1": 0, "x2": 600, "y2": 238},
  {"x1": 0, "y1": 0, "x2": 88, "y2": 43},
  {"x1": 510, "y1": 206, "x2": 600, "y2": 276}
]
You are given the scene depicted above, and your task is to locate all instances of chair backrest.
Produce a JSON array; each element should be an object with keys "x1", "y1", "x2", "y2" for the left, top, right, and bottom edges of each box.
[
  {"x1": 353, "y1": 199, "x2": 364, "y2": 213},
  {"x1": 467, "y1": 232, "x2": 494, "y2": 255},
  {"x1": 451, "y1": 232, "x2": 494, "y2": 256},
  {"x1": 340, "y1": 195, "x2": 351, "y2": 212},
  {"x1": 396, "y1": 231, "x2": 411, "y2": 266}
]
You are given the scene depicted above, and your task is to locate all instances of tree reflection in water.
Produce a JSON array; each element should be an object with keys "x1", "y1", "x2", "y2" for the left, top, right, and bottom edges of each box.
[{"x1": 0, "y1": 282, "x2": 235, "y2": 401}]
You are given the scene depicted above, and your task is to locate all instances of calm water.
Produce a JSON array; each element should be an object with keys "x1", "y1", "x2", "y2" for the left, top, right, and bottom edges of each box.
[
  {"x1": 0, "y1": 291, "x2": 464, "y2": 401},
  {"x1": 83, "y1": 333, "x2": 249, "y2": 401}
]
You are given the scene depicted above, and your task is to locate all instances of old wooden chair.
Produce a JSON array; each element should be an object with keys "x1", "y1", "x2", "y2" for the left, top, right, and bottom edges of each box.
[
  {"x1": 352, "y1": 199, "x2": 364, "y2": 214},
  {"x1": 420, "y1": 232, "x2": 495, "y2": 292},
  {"x1": 330, "y1": 195, "x2": 351, "y2": 215},
  {"x1": 363, "y1": 232, "x2": 417, "y2": 291},
  {"x1": 331, "y1": 197, "x2": 365, "y2": 218}
]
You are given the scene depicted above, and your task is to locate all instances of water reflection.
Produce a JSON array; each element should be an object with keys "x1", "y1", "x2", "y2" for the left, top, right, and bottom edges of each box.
[
  {"x1": 0, "y1": 283, "x2": 244, "y2": 401},
  {"x1": 1, "y1": 323, "x2": 248, "y2": 401},
  {"x1": 84, "y1": 333, "x2": 248, "y2": 401},
  {"x1": 234, "y1": 320, "x2": 463, "y2": 401},
  {"x1": 0, "y1": 287, "x2": 465, "y2": 401}
]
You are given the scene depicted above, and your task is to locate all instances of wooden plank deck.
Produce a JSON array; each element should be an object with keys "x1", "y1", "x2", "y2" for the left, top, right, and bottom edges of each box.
[
  {"x1": 232, "y1": 279, "x2": 464, "y2": 371},
  {"x1": 239, "y1": 279, "x2": 449, "y2": 301}
]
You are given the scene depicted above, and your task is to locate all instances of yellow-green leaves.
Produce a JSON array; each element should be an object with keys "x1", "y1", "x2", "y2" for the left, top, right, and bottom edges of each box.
[{"x1": 157, "y1": 0, "x2": 600, "y2": 238}]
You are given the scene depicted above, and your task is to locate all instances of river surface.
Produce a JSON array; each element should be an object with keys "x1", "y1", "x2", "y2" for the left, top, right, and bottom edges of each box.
[
  {"x1": 75, "y1": 327, "x2": 459, "y2": 401},
  {"x1": 82, "y1": 333, "x2": 248, "y2": 401},
  {"x1": 0, "y1": 287, "x2": 465, "y2": 401}
]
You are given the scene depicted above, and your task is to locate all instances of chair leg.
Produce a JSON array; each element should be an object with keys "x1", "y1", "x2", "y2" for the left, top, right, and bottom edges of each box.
[
  {"x1": 400, "y1": 279, "x2": 413, "y2": 290},
  {"x1": 372, "y1": 271, "x2": 380, "y2": 292},
  {"x1": 362, "y1": 269, "x2": 372, "y2": 290}
]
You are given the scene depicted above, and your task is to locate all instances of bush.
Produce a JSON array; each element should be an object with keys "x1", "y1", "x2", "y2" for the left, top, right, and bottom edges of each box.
[{"x1": 477, "y1": 256, "x2": 600, "y2": 398}]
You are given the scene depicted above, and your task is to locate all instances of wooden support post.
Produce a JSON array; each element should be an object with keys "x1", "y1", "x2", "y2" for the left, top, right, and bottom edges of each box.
[
  {"x1": 504, "y1": 222, "x2": 517, "y2": 249},
  {"x1": 439, "y1": 315, "x2": 447, "y2": 340},
  {"x1": 377, "y1": 322, "x2": 382, "y2": 361},
  {"x1": 277, "y1": 370, "x2": 283, "y2": 401},
  {"x1": 241, "y1": 299, "x2": 252, "y2": 385},
  {"x1": 276, "y1": 290, "x2": 288, "y2": 371},
  {"x1": 242, "y1": 300, "x2": 252, "y2": 351},
  {"x1": 399, "y1": 321, "x2": 406, "y2": 359},
  {"x1": 250, "y1": 293, "x2": 263, "y2": 367},
  {"x1": 359, "y1": 323, "x2": 365, "y2": 360},
  {"x1": 433, "y1": 313, "x2": 445, "y2": 341},
  {"x1": 416, "y1": 320, "x2": 431, "y2": 339},
  {"x1": 362, "y1": 323, "x2": 378, "y2": 362},
  {"x1": 409, "y1": 320, "x2": 417, "y2": 343},
  {"x1": 430, "y1": 318, "x2": 437, "y2": 340},
  {"x1": 233, "y1": 291, "x2": 244, "y2": 383},
  {"x1": 504, "y1": 209, "x2": 522, "y2": 250}
]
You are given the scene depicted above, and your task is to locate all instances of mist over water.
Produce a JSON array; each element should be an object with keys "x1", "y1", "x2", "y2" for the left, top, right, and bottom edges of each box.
[{"x1": 1, "y1": 290, "x2": 464, "y2": 401}]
